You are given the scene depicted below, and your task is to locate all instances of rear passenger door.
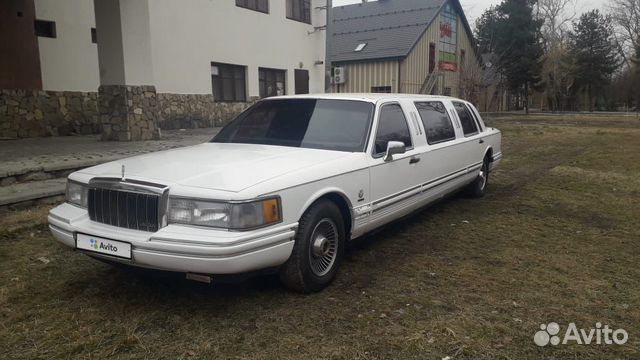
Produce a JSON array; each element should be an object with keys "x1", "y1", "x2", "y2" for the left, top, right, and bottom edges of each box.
[
  {"x1": 449, "y1": 100, "x2": 485, "y2": 173},
  {"x1": 413, "y1": 100, "x2": 468, "y2": 197}
]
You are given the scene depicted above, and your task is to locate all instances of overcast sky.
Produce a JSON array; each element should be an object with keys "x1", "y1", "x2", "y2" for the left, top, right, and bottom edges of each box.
[{"x1": 332, "y1": 0, "x2": 609, "y2": 27}]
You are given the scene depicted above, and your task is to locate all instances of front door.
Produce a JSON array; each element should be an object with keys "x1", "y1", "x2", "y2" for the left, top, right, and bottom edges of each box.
[
  {"x1": 367, "y1": 103, "x2": 422, "y2": 228},
  {"x1": 294, "y1": 69, "x2": 309, "y2": 94}
]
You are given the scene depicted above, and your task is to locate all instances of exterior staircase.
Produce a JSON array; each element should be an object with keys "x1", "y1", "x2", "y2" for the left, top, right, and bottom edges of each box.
[{"x1": 419, "y1": 66, "x2": 442, "y2": 95}]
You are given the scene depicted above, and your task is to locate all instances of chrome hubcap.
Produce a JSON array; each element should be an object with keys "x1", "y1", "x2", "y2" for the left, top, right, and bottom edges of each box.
[
  {"x1": 313, "y1": 235, "x2": 330, "y2": 257},
  {"x1": 479, "y1": 169, "x2": 487, "y2": 190},
  {"x1": 309, "y1": 219, "x2": 338, "y2": 277}
]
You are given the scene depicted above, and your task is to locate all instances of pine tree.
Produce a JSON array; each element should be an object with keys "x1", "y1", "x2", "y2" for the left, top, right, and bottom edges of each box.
[
  {"x1": 492, "y1": 0, "x2": 544, "y2": 113},
  {"x1": 475, "y1": 7, "x2": 500, "y2": 54},
  {"x1": 567, "y1": 10, "x2": 619, "y2": 111}
]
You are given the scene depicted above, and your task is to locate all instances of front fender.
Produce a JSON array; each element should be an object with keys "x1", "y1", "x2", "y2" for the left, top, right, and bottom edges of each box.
[{"x1": 298, "y1": 187, "x2": 355, "y2": 221}]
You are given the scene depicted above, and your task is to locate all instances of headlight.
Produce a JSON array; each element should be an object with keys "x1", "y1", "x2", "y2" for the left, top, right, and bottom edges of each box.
[
  {"x1": 66, "y1": 180, "x2": 88, "y2": 208},
  {"x1": 167, "y1": 197, "x2": 282, "y2": 230}
]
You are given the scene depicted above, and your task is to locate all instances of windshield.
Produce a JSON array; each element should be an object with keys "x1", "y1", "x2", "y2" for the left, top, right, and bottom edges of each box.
[{"x1": 212, "y1": 99, "x2": 374, "y2": 152}]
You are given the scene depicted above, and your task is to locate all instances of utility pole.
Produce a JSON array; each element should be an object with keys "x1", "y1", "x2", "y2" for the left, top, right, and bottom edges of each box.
[{"x1": 325, "y1": 0, "x2": 332, "y2": 92}]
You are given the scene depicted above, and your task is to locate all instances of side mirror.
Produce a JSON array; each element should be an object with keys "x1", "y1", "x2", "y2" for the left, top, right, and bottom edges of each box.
[{"x1": 384, "y1": 141, "x2": 406, "y2": 162}]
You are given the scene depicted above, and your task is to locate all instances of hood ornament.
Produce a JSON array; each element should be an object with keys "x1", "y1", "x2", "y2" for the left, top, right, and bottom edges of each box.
[{"x1": 121, "y1": 164, "x2": 126, "y2": 181}]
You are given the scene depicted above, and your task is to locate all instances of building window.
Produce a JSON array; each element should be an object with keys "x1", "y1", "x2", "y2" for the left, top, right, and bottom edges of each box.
[
  {"x1": 286, "y1": 0, "x2": 311, "y2": 24},
  {"x1": 354, "y1": 43, "x2": 367, "y2": 52},
  {"x1": 371, "y1": 86, "x2": 391, "y2": 93},
  {"x1": 259, "y1": 68, "x2": 286, "y2": 98},
  {"x1": 236, "y1": 0, "x2": 269, "y2": 13},
  {"x1": 35, "y1": 19, "x2": 56, "y2": 38},
  {"x1": 443, "y1": 87, "x2": 452, "y2": 96},
  {"x1": 211, "y1": 62, "x2": 247, "y2": 102},
  {"x1": 438, "y1": 3, "x2": 457, "y2": 71},
  {"x1": 91, "y1": 28, "x2": 97, "y2": 44}
]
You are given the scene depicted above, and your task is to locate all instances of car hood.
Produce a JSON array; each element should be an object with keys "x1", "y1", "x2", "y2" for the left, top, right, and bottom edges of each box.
[{"x1": 79, "y1": 143, "x2": 352, "y2": 192}]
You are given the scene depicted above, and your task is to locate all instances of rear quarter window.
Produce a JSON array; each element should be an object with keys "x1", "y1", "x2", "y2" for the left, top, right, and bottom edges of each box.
[
  {"x1": 465, "y1": 103, "x2": 484, "y2": 131},
  {"x1": 453, "y1": 101, "x2": 478, "y2": 136}
]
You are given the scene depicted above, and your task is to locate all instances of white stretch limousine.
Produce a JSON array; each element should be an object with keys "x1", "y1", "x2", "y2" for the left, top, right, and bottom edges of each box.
[{"x1": 49, "y1": 94, "x2": 502, "y2": 292}]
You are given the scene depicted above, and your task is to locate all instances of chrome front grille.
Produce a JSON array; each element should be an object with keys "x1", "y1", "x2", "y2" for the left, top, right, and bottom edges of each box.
[{"x1": 87, "y1": 181, "x2": 165, "y2": 232}]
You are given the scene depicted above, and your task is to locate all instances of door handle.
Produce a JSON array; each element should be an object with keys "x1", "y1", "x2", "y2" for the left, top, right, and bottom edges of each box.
[
  {"x1": 409, "y1": 156, "x2": 421, "y2": 164},
  {"x1": 479, "y1": 139, "x2": 485, "y2": 144}
]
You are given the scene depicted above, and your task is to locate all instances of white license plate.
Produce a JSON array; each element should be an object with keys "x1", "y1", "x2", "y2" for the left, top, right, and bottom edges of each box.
[{"x1": 76, "y1": 233, "x2": 132, "y2": 259}]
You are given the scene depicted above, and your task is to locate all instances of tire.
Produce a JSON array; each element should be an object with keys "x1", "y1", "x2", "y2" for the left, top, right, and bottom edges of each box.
[
  {"x1": 465, "y1": 156, "x2": 490, "y2": 198},
  {"x1": 279, "y1": 199, "x2": 346, "y2": 293}
]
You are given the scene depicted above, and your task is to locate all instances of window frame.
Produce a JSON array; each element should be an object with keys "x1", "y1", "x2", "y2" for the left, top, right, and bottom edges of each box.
[
  {"x1": 258, "y1": 67, "x2": 287, "y2": 98},
  {"x1": 211, "y1": 62, "x2": 247, "y2": 103},
  {"x1": 452, "y1": 101, "x2": 479, "y2": 137},
  {"x1": 286, "y1": 0, "x2": 311, "y2": 24},
  {"x1": 371, "y1": 86, "x2": 392, "y2": 93},
  {"x1": 35, "y1": 19, "x2": 56, "y2": 38},
  {"x1": 414, "y1": 101, "x2": 457, "y2": 145},
  {"x1": 235, "y1": 0, "x2": 269, "y2": 14},
  {"x1": 91, "y1": 28, "x2": 97, "y2": 44},
  {"x1": 371, "y1": 102, "x2": 415, "y2": 158}
]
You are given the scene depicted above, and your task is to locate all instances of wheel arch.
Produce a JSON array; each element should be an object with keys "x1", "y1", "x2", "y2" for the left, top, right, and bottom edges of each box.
[
  {"x1": 484, "y1": 146, "x2": 494, "y2": 164},
  {"x1": 299, "y1": 189, "x2": 354, "y2": 239}
]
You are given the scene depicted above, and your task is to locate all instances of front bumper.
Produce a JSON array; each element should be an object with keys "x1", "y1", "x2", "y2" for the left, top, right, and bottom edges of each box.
[{"x1": 48, "y1": 203, "x2": 297, "y2": 274}]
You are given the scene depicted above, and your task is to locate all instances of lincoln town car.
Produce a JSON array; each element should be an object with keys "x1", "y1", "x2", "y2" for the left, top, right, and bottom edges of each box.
[{"x1": 48, "y1": 94, "x2": 502, "y2": 292}]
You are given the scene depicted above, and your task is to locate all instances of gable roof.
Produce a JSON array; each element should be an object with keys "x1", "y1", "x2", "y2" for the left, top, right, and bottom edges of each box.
[{"x1": 329, "y1": 0, "x2": 474, "y2": 64}]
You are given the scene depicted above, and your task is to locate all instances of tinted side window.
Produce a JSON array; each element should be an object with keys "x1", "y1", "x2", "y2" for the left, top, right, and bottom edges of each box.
[
  {"x1": 453, "y1": 101, "x2": 478, "y2": 136},
  {"x1": 374, "y1": 104, "x2": 412, "y2": 155},
  {"x1": 415, "y1": 101, "x2": 456, "y2": 144},
  {"x1": 465, "y1": 103, "x2": 484, "y2": 131}
]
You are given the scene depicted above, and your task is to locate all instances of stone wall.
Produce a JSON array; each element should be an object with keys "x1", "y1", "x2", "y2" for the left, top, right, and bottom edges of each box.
[
  {"x1": 98, "y1": 85, "x2": 161, "y2": 141},
  {"x1": 0, "y1": 89, "x2": 100, "y2": 139},
  {"x1": 156, "y1": 93, "x2": 256, "y2": 129},
  {"x1": 0, "y1": 89, "x2": 256, "y2": 139}
]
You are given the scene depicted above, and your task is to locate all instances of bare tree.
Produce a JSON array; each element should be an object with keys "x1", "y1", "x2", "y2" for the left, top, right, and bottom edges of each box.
[
  {"x1": 608, "y1": 0, "x2": 640, "y2": 67},
  {"x1": 537, "y1": 0, "x2": 576, "y2": 111},
  {"x1": 459, "y1": 59, "x2": 484, "y2": 105},
  {"x1": 538, "y1": 0, "x2": 576, "y2": 45},
  {"x1": 609, "y1": 0, "x2": 640, "y2": 109}
]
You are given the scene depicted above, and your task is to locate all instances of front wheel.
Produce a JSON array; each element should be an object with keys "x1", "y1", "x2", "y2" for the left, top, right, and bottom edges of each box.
[
  {"x1": 465, "y1": 157, "x2": 490, "y2": 198},
  {"x1": 279, "y1": 199, "x2": 345, "y2": 293}
]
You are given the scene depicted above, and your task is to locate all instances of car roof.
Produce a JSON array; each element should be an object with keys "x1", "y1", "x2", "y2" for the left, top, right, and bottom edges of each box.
[{"x1": 265, "y1": 93, "x2": 463, "y2": 104}]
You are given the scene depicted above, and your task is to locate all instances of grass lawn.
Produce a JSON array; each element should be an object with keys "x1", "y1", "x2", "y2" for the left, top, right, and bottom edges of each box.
[{"x1": 1, "y1": 114, "x2": 639, "y2": 359}]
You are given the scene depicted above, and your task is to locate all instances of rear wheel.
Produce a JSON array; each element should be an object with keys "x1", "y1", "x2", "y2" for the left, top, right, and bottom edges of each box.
[
  {"x1": 279, "y1": 199, "x2": 345, "y2": 293},
  {"x1": 465, "y1": 156, "x2": 490, "y2": 198}
]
